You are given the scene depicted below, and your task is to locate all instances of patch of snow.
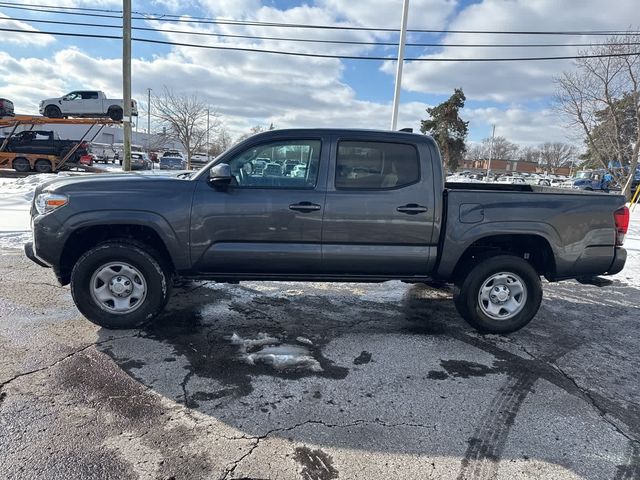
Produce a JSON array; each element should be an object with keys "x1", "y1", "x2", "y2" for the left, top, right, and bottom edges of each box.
[
  {"x1": 244, "y1": 345, "x2": 323, "y2": 372},
  {"x1": 614, "y1": 205, "x2": 640, "y2": 284},
  {"x1": 296, "y1": 336, "x2": 314, "y2": 346},
  {"x1": 229, "y1": 332, "x2": 322, "y2": 372},
  {"x1": 229, "y1": 332, "x2": 279, "y2": 353}
]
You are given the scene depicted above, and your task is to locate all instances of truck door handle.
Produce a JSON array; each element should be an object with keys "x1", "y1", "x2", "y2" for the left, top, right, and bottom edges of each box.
[
  {"x1": 396, "y1": 204, "x2": 428, "y2": 215},
  {"x1": 289, "y1": 202, "x2": 322, "y2": 213}
]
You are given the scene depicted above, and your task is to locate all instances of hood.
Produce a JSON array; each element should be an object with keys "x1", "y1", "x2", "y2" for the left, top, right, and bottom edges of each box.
[{"x1": 36, "y1": 172, "x2": 189, "y2": 196}]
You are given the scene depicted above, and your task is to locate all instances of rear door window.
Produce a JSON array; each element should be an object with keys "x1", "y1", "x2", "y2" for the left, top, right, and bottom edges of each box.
[{"x1": 335, "y1": 141, "x2": 420, "y2": 190}]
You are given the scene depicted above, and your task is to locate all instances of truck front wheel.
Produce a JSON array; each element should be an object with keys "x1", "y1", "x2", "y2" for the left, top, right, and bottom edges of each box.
[
  {"x1": 454, "y1": 255, "x2": 542, "y2": 334},
  {"x1": 70, "y1": 242, "x2": 171, "y2": 329},
  {"x1": 44, "y1": 105, "x2": 62, "y2": 118}
]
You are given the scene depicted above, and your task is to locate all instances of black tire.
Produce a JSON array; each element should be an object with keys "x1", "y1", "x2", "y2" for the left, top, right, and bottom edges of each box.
[
  {"x1": 108, "y1": 107, "x2": 123, "y2": 121},
  {"x1": 453, "y1": 255, "x2": 542, "y2": 334},
  {"x1": 70, "y1": 242, "x2": 172, "y2": 329},
  {"x1": 34, "y1": 159, "x2": 52, "y2": 173},
  {"x1": 44, "y1": 105, "x2": 62, "y2": 118},
  {"x1": 12, "y1": 157, "x2": 30, "y2": 172}
]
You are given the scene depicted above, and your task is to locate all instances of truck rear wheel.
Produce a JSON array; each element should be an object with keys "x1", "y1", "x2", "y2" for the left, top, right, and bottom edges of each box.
[
  {"x1": 108, "y1": 107, "x2": 123, "y2": 121},
  {"x1": 12, "y1": 157, "x2": 30, "y2": 172},
  {"x1": 453, "y1": 255, "x2": 542, "y2": 334},
  {"x1": 70, "y1": 242, "x2": 172, "y2": 329},
  {"x1": 44, "y1": 105, "x2": 62, "y2": 118},
  {"x1": 34, "y1": 159, "x2": 52, "y2": 173}
]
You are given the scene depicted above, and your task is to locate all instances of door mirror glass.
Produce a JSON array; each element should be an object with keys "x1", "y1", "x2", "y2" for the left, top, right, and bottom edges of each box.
[{"x1": 209, "y1": 163, "x2": 232, "y2": 188}]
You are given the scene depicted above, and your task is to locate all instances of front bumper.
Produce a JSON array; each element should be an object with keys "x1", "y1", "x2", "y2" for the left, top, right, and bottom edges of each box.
[
  {"x1": 607, "y1": 247, "x2": 627, "y2": 275},
  {"x1": 24, "y1": 241, "x2": 50, "y2": 268}
]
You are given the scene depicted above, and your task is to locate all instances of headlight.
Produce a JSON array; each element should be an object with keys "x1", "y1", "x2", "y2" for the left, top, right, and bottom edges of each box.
[{"x1": 35, "y1": 193, "x2": 68, "y2": 215}]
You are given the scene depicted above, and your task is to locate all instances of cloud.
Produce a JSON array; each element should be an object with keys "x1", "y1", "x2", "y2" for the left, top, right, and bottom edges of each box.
[
  {"x1": 0, "y1": 13, "x2": 56, "y2": 46},
  {"x1": 464, "y1": 106, "x2": 581, "y2": 145},
  {"x1": 386, "y1": 0, "x2": 640, "y2": 102}
]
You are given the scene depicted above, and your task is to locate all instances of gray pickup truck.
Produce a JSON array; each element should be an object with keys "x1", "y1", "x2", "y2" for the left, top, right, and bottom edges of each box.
[{"x1": 25, "y1": 129, "x2": 629, "y2": 333}]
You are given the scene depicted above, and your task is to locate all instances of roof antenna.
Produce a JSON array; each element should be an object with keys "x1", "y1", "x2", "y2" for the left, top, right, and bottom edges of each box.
[{"x1": 399, "y1": 128, "x2": 413, "y2": 133}]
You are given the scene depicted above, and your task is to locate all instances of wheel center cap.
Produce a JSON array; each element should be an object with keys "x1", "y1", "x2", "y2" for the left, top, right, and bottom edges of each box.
[
  {"x1": 109, "y1": 276, "x2": 132, "y2": 297},
  {"x1": 491, "y1": 285, "x2": 510, "y2": 303}
]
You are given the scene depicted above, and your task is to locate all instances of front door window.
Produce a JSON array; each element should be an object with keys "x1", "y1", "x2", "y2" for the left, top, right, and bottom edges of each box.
[{"x1": 227, "y1": 139, "x2": 321, "y2": 189}]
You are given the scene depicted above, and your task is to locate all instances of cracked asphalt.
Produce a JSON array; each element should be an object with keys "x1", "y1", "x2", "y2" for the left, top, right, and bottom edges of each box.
[{"x1": 0, "y1": 251, "x2": 639, "y2": 480}]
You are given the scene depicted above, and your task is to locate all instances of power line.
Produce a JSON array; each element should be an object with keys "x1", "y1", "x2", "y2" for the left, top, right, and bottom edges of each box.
[
  {"x1": 2, "y1": 26, "x2": 639, "y2": 62},
  {"x1": 1, "y1": 2, "x2": 639, "y2": 36},
  {"x1": 2, "y1": 15, "x2": 640, "y2": 49}
]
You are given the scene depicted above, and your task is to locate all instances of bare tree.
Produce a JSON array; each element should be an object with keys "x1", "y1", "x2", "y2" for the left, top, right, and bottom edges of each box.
[
  {"x1": 208, "y1": 126, "x2": 234, "y2": 157},
  {"x1": 518, "y1": 145, "x2": 542, "y2": 164},
  {"x1": 150, "y1": 87, "x2": 221, "y2": 169},
  {"x1": 482, "y1": 136, "x2": 519, "y2": 160},
  {"x1": 555, "y1": 32, "x2": 640, "y2": 197},
  {"x1": 235, "y1": 123, "x2": 276, "y2": 144},
  {"x1": 538, "y1": 142, "x2": 577, "y2": 173},
  {"x1": 465, "y1": 143, "x2": 486, "y2": 162}
]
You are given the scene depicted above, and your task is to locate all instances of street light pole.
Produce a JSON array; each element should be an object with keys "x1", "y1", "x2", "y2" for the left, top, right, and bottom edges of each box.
[
  {"x1": 122, "y1": 0, "x2": 132, "y2": 172},
  {"x1": 486, "y1": 124, "x2": 496, "y2": 180},
  {"x1": 147, "y1": 87, "x2": 152, "y2": 168},
  {"x1": 206, "y1": 108, "x2": 210, "y2": 163},
  {"x1": 390, "y1": 0, "x2": 409, "y2": 131}
]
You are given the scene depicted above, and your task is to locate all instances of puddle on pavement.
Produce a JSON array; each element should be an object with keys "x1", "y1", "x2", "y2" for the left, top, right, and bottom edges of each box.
[{"x1": 124, "y1": 307, "x2": 349, "y2": 405}]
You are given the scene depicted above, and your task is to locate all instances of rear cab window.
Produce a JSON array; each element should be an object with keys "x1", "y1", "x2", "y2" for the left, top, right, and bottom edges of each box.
[{"x1": 335, "y1": 141, "x2": 420, "y2": 190}]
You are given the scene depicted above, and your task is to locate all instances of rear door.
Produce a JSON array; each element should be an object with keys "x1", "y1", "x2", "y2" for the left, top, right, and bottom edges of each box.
[
  {"x1": 321, "y1": 135, "x2": 437, "y2": 275},
  {"x1": 79, "y1": 91, "x2": 101, "y2": 115},
  {"x1": 190, "y1": 135, "x2": 329, "y2": 274}
]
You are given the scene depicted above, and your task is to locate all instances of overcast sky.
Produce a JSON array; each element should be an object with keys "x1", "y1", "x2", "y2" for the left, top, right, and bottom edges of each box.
[{"x1": 0, "y1": 0, "x2": 638, "y2": 144}]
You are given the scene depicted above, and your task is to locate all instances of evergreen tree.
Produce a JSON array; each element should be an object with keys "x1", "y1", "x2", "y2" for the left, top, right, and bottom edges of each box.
[{"x1": 420, "y1": 88, "x2": 469, "y2": 171}]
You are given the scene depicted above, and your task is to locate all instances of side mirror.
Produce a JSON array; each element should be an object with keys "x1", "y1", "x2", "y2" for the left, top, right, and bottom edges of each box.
[{"x1": 209, "y1": 163, "x2": 232, "y2": 188}]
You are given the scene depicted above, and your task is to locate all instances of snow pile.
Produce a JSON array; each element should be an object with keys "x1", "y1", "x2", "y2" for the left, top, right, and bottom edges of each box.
[
  {"x1": 615, "y1": 205, "x2": 640, "y2": 283},
  {"x1": 0, "y1": 175, "x2": 58, "y2": 248},
  {"x1": 229, "y1": 332, "x2": 322, "y2": 372}
]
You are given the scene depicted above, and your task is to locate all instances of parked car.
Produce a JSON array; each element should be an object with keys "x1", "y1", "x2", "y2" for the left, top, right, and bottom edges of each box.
[
  {"x1": 291, "y1": 164, "x2": 307, "y2": 178},
  {"x1": 0, "y1": 98, "x2": 14, "y2": 117},
  {"x1": 130, "y1": 152, "x2": 152, "y2": 170},
  {"x1": 26, "y1": 128, "x2": 628, "y2": 334},
  {"x1": 0, "y1": 130, "x2": 87, "y2": 159},
  {"x1": 39, "y1": 90, "x2": 138, "y2": 121},
  {"x1": 160, "y1": 154, "x2": 186, "y2": 170},
  {"x1": 263, "y1": 162, "x2": 283, "y2": 176}
]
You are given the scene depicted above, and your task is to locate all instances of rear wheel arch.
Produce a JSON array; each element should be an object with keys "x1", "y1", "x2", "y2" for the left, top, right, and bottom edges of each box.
[{"x1": 451, "y1": 233, "x2": 556, "y2": 285}]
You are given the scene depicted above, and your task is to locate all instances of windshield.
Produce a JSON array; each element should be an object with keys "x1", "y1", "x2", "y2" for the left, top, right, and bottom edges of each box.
[{"x1": 575, "y1": 171, "x2": 592, "y2": 179}]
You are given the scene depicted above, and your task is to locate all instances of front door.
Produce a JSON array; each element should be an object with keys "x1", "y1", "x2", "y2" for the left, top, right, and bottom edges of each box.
[
  {"x1": 321, "y1": 136, "x2": 437, "y2": 276},
  {"x1": 190, "y1": 136, "x2": 328, "y2": 275}
]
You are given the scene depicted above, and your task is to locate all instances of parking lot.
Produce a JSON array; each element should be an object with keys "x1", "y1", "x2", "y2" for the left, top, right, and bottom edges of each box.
[{"x1": 1, "y1": 244, "x2": 639, "y2": 479}]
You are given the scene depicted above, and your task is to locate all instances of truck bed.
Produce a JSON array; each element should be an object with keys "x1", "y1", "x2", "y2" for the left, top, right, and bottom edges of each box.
[{"x1": 438, "y1": 184, "x2": 626, "y2": 281}]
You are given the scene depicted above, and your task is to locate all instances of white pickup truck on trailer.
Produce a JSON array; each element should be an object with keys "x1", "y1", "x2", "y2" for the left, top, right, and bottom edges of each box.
[{"x1": 40, "y1": 90, "x2": 138, "y2": 121}]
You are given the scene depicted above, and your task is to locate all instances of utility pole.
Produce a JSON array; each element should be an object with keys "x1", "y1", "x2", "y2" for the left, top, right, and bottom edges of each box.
[
  {"x1": 390, "y1": 0, "x2": 409, "y2": 131},
  {"x1": 122, "y1": 0, "x2": 132, "y2": 172},
  {"x1": 147, "y1": 87, "x2": 152, "y2": 168},
  {"x1": 206, "y1": 108, "x2": 210, "y2": 162},
  {"x1": 486, "y1": 124, "x2": 496, "y2": 180}
]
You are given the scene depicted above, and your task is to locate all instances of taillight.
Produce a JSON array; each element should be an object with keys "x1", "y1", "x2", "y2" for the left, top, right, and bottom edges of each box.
[{"x1": 614, "y1": 206, "x2": 629, "y2": 246}]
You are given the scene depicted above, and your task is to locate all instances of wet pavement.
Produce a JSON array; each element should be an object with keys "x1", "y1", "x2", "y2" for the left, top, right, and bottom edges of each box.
[{"x1": 0, "y1": 252, "x2": 639, "y2": 480}]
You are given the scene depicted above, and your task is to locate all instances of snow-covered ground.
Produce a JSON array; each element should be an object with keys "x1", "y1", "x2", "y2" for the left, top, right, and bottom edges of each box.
[
  {"x1": 0, "y1": 174, "x2": 56, "y2": 249},
  {"x1": 1, "y1": 172, "x2": 639, "y2": 283}
]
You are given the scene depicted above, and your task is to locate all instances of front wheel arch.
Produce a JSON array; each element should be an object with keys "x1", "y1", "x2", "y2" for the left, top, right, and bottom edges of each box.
[{"x1": 58, "y1": 224, "x2": 176, "y2": 285}]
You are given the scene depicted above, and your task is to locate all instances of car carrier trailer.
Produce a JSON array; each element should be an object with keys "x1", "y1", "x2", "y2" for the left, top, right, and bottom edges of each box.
[{"x1": 0, "y1": 116, "x2": 119, "y2": 173}]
